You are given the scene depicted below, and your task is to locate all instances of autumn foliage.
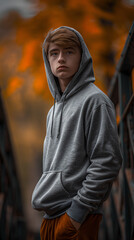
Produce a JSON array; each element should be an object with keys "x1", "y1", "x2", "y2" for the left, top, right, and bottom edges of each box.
[{"x1": 0, "y1": 0, "x2": 134, "y2": 100}]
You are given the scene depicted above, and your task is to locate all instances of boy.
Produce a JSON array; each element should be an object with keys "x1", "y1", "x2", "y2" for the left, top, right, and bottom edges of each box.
[{"x1": 32, "y1": 26, "x2": 122, "y2": 240}]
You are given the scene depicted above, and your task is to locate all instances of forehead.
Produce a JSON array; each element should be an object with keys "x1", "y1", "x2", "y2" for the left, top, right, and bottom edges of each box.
[{"x1": 48, "y1": 42, "x2": 77, "y2": 52}]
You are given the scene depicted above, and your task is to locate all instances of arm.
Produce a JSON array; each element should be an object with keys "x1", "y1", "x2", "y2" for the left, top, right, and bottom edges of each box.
[{"x1": 67, "y1": 103, "x2": 122, "y2": 224}]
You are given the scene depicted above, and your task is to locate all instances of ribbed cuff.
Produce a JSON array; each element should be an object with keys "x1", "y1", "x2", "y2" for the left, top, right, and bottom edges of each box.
[{"x1": 66, "y1": 199, "x2": 90, "y2": 224}]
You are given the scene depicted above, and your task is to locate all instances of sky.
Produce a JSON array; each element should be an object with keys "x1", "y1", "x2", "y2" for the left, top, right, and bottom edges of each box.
[{"x1": 0, "y1": 0, "x2": 43, "y2": 18}]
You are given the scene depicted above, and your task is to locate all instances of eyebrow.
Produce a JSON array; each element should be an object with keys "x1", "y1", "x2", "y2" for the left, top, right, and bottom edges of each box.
[
  {"x1": 49, "y1": 48, "x2": 59, "y2": 54},
  {"x1": 49, "y1": 46, "x2": 76, "y2": 54}
]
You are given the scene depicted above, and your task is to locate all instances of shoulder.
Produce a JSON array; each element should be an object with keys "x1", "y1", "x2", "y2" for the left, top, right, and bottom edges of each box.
[{"x1": 84, "y1": 83, "x2": 114, "y2": 110}]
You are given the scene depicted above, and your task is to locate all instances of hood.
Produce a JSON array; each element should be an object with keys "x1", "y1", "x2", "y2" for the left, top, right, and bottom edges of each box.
[{"x1": 42, "y1": 26, "x2": 95, "y2": 102}]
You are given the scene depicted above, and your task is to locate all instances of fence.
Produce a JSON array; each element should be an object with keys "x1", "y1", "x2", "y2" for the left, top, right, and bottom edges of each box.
[
  {"x1": 0, "y1": 90, "x2": 28, "y2": 239},
  {"x1": 99, "y1": 22, "x2": 134, "y2": 240}
]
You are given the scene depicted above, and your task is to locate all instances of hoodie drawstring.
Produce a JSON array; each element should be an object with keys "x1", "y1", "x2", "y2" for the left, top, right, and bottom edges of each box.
[
  {"x1": 57, "y1": 96, "x2": 66, "y2": 138},
  {"x1": 51, "y1": 93, "x2": 66, "y2": 138},
  {"x1": 51, "y1": 93, "x2": 56, "y2": 138}
]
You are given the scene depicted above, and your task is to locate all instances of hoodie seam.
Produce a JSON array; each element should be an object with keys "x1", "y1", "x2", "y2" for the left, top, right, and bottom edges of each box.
[
  {"x1": 92, "y1": 103, "x2": 113, "y2": 113},
  {"x1": 86, "y1": 103, "x2": 113, "y2": 125}
]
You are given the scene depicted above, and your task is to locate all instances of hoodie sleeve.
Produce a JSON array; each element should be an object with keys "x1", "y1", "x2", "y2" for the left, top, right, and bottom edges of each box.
[{"x1": 66, "y1": 103, "x2": 122, "y2": 223}]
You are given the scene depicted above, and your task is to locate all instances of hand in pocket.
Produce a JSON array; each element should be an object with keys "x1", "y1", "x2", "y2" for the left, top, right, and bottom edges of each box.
[{"x1": 55, "y1": 213, "x2": 78, "y2": 240}]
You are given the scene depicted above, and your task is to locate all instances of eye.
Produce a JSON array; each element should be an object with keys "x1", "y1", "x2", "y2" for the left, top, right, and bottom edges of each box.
[
  {"x1": 66, "y1": 50, "x2": 73, "y2": 55},
  {"x1": 51, "y1": 52, "x2": 58, "y2": 56}
]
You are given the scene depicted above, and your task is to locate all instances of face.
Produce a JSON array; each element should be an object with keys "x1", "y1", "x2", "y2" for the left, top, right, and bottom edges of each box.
[{"x1": 48, "y1": 43, "x2": 81, "y2": 84}]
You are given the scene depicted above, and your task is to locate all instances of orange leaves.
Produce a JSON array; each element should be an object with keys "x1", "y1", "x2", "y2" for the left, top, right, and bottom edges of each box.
[
  {"x1": 67, "y1": 0, "x2": 90, "y2": 10},
  {"x1": 3, "y1": 76, "x2": 23, "y2": 97},
  {"x1": 1, "y1": 0, "x2": 134, "y2": 101},
  {"x1": 32, "y1": 63, "x2": 52, "y2": 100},
  {"x1": 33, "y1": 76, "x2": 46, "y2": 96},
  {"x1": 18, "y1": 40, "x2": 38, "y2": 71},
  {"x1": 33, "y1": 76, "x2": 52, "y2": 100},
  {"x1": 48, "y1": 7, "x2": 66, "y2": 29},
  {"x1": 82, "y1": 17, "x2": 102, "y2": 35}
]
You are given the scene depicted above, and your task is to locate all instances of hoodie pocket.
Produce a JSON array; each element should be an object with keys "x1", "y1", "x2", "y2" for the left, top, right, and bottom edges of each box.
[{"x1": 32, "y1": 171, "x2": 70, "y2": 211}]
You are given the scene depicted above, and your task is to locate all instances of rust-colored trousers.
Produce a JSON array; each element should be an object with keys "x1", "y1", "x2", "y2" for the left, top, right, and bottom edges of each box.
[{"x1": 40, "y1": 213, "x2": 102, "y2": 240}]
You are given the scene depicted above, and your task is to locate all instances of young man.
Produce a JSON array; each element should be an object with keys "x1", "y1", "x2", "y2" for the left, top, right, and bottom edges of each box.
[{"x1": 32, "y1": 26, "x2": 122, "y2": 240}]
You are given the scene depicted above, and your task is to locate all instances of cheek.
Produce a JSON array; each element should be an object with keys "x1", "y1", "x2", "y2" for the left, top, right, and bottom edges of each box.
[
  {"x1": 49, "y1": 62, "x2": 56, "y2": 75},
  {"x1": 73, "y1": 54, "x2": 81, "y2": 71},
  {"x1": 74, "y1": 60, "x2": 80, "y2": 72}
]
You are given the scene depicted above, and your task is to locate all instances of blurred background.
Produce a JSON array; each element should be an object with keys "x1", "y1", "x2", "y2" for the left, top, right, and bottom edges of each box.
[{"x1": 0, "y1": 0, "x2": 134, "y2": 236}]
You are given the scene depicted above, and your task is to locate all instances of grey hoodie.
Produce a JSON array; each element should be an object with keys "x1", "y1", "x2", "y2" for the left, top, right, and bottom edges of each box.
[{"x1": 31, "y1": 26, "x2": 122, "y2": 223}]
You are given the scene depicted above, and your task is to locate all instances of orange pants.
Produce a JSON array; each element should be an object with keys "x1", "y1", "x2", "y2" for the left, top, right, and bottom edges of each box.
[{"x1": 40, "y1": 213, "x2": 102, "y2": 240}]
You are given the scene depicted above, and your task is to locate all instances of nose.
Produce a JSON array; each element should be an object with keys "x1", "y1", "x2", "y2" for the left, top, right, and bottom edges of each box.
[{"x1": 58, "y1": 51, "x2": 65, "y2": 63}]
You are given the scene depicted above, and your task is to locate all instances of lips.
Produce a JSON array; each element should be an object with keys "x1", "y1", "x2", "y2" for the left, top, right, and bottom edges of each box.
[{"x1": 57, "y1": 66, "x2": 68, "y2": 71}]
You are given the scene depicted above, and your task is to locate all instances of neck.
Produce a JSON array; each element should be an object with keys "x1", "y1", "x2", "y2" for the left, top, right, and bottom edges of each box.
[{"x1": 58, "y1": 78, "x2": 72, "y2": 92}]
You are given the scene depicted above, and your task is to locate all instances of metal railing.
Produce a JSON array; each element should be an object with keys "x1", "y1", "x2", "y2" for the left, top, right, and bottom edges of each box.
[
  {"x1": 0, "y1": 90, "x2": 28, "y2": 240},
  {"x1": 99, "y1": 22, "x2": 134, "y2": 240}
]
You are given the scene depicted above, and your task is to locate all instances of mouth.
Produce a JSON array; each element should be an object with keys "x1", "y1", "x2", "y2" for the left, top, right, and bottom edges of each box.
[{"x1": 57, "y1": 66, "x2": 68, "y2": 71}]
